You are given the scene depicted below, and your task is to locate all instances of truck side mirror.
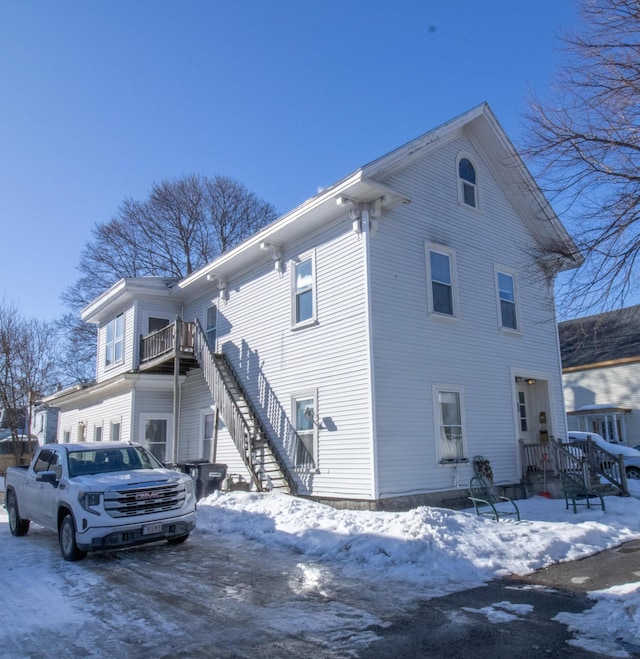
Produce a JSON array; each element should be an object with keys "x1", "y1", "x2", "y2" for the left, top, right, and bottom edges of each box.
[{"x1": 36, "y1": 470, "x2": 58, "y2": 485}]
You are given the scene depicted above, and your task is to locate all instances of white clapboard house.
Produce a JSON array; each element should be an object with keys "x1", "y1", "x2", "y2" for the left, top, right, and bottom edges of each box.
[{"x1": 46, "y1": 104, "x2": 581, "y2": 509}]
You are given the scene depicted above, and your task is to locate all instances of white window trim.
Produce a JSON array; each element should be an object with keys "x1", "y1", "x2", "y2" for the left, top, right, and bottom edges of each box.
[
  {"x1": 425, "y1": 242, "x2": 459, "y2": 319},
  {"x1": 109, "y1": 417, "x2": 122, "y2": 442},
  {"x1": 200, "y1": 406, "x2": 217, "y2": 461},
  {"x1": 105, "y1": 313, "x2": 125, "y2": 369},
  {"x1": 291, "y1": 252, "x2": 317, "y2": 329},
  {"x1": 432, "y1": 385, "x2": 468, "y2": 464},
  {"x1": 206, "y1": 304, "x2": 218, "y2": 351},
  {"x1": 93, "y1": 422, "x2": 103, "y2": 442},
  {"x1": 494, "y1": 265, "x2": 521, "y2": 333},
  {"x1": 291, "y1": 389, "x2": 319, "y2": 470},
  {"x1": 456, "y1": 152, "x2": 480, "y2": 210}
]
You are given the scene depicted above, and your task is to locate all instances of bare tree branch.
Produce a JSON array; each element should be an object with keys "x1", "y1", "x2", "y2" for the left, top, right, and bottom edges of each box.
[{"x1": 523, "y1": 0, "x2": 640, "y2": 315}]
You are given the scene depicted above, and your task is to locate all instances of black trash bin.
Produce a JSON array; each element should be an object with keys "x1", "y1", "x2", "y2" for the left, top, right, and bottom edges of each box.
[{"x1": 194, "y1": 463, "x2": 227, "y2": 499}]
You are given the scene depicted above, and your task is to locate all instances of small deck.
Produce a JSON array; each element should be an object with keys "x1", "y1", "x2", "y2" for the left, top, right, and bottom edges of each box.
[{"x1": 139, "y1": 320, "x2": 198, "y2": 374}]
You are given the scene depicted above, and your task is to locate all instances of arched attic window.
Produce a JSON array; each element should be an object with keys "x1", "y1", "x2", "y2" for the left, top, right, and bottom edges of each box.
[{"x1": 458, "y1": 156, "x2": 477, "y2": 208}]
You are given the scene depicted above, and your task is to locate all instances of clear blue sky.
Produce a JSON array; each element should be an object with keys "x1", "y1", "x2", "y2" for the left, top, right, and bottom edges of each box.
[{"x1": 0, "y1": 0, "x2": 579, "y2": 321}]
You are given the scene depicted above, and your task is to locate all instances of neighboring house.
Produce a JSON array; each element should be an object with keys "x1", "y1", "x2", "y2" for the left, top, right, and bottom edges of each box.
[
  {"x1": 560, "y1": 305, "x2": 640, "y2": 448},
  {"x1": 30, "y1": 404, "x2": 60, "y2": 445},
  {"x1": 45, "y1": 103, "x2": 581, "y2": 509}
]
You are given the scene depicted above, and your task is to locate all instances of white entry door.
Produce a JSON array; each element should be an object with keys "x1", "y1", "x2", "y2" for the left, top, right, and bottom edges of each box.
[{"x1": 516, "y1": 383, "x2": 533, "y2": 443}]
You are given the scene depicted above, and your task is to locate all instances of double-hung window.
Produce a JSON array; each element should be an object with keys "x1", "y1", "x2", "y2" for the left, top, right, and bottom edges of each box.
[
  {"x1": 293, "y1": 256, "x2": 315, "y2": 326},
  {"x1": 206, "y1": 305, "x2": 217, "y2": 348},
  {"x1": 496, "y1": 268, "x2": 519, "y2": 331},
  {"x1": 458, "y1": 156, "x2": 477, "y2": 208},
  {"x1": 426, "y1": 244, "x2": 457, "y2": 317},
  {"x1": 292, "y1": 393, "x2": 317, "y2": 468},
  {"x1": 105, "y1": 314, "x2": 124, "y2": 367},
  {"x1": 434, "y1": 387, "x2": 466, "y2": 462}
]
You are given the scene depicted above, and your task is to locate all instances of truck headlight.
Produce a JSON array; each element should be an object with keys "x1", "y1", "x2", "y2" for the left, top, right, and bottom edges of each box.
[{"x1": 79, "y1": 491, "x2": 102, "y2": 514}]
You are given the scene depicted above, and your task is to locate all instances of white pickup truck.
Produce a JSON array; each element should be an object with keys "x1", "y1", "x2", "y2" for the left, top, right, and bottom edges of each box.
[{"x1": 5, "y1": 442, "x2": 197, "y2": 561}]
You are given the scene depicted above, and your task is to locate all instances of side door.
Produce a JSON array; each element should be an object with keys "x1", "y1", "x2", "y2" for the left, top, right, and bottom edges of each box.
[
  {"x1": 37, "y1": 448, "x2": 62, "y2": 528},
  {"x1": 20, "y1": 449, "x2": 50, "y2": 521},
  {"x1": 25, "y1": 448, "x2": 55, "y2": 527}
]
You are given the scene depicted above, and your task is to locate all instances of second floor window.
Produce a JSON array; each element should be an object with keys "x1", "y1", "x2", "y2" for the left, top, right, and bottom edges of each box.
[
  {"x1": 206, "y1": 305, "x2": 217, "y2": 348},
  {"x1": 293, "y1": 257, "x2": 314, "y2": 325},
  {"x1": 497, "y1": 270, "x2": 518, "y2": 331},
  {"x1": 105, "y1": 314, "x2": 124, "y2": 367},
  {"x1": 427, "y1": 246, "x2": 456, "y2": 316}
]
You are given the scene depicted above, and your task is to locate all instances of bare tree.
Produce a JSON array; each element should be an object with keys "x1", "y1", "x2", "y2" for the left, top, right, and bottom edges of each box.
[
  {"x1": 0, "y1": 300, "x2": 61, "y2": 460},
  {"x1": 523, "y1": 0, "x2": 640, "y2": 314},
  {"x1": 61, "y1": 175, "x2": 277, "y2": 380}
]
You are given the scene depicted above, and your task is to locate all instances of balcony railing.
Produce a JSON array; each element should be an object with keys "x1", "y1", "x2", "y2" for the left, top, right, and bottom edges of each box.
[{"x1": 140, "y1": 320, "x2": 195, "y2": 364}]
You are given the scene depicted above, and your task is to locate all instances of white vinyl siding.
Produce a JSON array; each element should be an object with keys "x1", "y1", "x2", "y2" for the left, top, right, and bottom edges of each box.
[
  {"x1": 182, "y1": 222, "x2": 372, "y2": 498},
  {"x1": 371, "y1": 134, "x2": 566, "y2": 495},
  {"x1": 564, "y1": 362, "x2": 640, "y2": 447}
]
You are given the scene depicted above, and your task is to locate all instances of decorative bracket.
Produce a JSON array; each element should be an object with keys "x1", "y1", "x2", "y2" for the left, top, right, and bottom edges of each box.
[
  {"x1": 260, "y1": 241, "x2": 283, "y2": 272},
  {"x1": 206, "y1": 273, "x2": 227, "y2": 300}
]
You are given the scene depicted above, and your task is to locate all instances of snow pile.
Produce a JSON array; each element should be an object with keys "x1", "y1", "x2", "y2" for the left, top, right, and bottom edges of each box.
[{"x1": 196, "y1": 491, "x2": 640, "y2": 656}]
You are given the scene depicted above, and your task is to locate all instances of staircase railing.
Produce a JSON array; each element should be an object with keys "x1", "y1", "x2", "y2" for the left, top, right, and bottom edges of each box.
[
  {"x1": 521, "y1": 436, "x2": 629, "y2": 496},
  {"x1": 192, "y1": 319, "x2": 296, "y2": 494}
]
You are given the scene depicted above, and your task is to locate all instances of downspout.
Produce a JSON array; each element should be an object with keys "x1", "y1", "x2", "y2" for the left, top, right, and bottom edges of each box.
[{"x1": 172, "y1": 318, "x2": 181, "y2": 465}]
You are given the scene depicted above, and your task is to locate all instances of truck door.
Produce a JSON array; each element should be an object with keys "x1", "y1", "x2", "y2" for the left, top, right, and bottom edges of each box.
[
  {"x1": 38, "y1": 449, "x2": 61, "y2": 528},
  {"x1": 24, "y1": 448, "x2": 56, "y2": 526}
]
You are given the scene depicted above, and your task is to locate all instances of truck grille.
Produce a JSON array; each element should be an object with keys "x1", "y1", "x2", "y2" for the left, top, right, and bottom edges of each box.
[{"x1": 103, "y1": 482, "x2": 186, "y2": 518}]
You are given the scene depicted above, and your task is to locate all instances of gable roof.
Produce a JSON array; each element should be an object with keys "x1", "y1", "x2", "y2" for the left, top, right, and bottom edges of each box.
[
  {"x1": 559, "y1": 305, "x2": 640, "y2": 370},
  {"x1": 84, "y1": 103, "x2": 582, "y2": 320}
]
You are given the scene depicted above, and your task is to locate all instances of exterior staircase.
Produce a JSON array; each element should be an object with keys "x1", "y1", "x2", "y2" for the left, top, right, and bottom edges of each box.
[
  {"x1": 192, "y1": 320, "x2": 296, "y2": 494},
  {"x1": 521, "y1": 436, "x2": 629, "y2": 498}
]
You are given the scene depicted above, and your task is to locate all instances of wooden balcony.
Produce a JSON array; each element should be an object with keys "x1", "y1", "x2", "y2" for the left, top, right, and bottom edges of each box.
[{"x1": 139, "y1": 320, "x2": 198, "y2": 375}]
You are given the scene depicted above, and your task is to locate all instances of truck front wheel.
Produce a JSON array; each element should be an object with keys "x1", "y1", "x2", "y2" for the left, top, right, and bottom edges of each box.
[
  {"x1": 7, "y1": 492, "x2": 30, "y2": 536},
  {"x1": 59, "y1": 513, "x2": 87, "y2": 561}
]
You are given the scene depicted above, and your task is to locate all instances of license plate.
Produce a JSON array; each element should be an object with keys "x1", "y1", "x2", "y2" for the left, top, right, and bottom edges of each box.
[{"x1": 142, "y1": 522, "x2": 163, "y2": 536}]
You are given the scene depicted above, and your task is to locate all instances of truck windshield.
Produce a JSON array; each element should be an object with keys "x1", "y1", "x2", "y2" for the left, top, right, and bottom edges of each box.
[{"x1": 67, "y1": 446, "x2": 163, "y2": 477}]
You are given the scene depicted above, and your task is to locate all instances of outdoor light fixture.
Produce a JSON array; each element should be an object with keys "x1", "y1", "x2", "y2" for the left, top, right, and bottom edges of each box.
[{"x1": 526, "y1": 378, "x2": 536, "y2": 385}]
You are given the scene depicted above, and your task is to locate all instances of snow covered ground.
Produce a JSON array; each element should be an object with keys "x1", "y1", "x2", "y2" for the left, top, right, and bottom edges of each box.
[{"x1": 2, "y1": 479, "x2": 640, "y2": 657}]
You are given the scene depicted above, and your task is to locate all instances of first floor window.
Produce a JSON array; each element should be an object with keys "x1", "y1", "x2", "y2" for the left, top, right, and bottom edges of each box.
[
  {"x1": 496, "y1": 270, "x2": 518, "y2": 331},
  {"x1": 105, "y1": 314, "x2": 124, "y2": 367},
  {"x1": 203, "y1": 411, "x2": 215, "y2": 460},
  {"x1": 435, "y1": 388, "x2": 465, "y2": 462},
  {"x1": 144, "y1": 418, "x2": 168, "y2": 462},
  {"x1": 62, "y1": 430, "x2": 71, "y2": 444},
  {"x1": 110, "y1": 421, "x2": 121, "y2": 443},
  {"x1": 94, "y1": 425, "x2": 103, "y2": 442},
  {"x1": 293, "y1": 394, "x2": 316, "y2": 467}
]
